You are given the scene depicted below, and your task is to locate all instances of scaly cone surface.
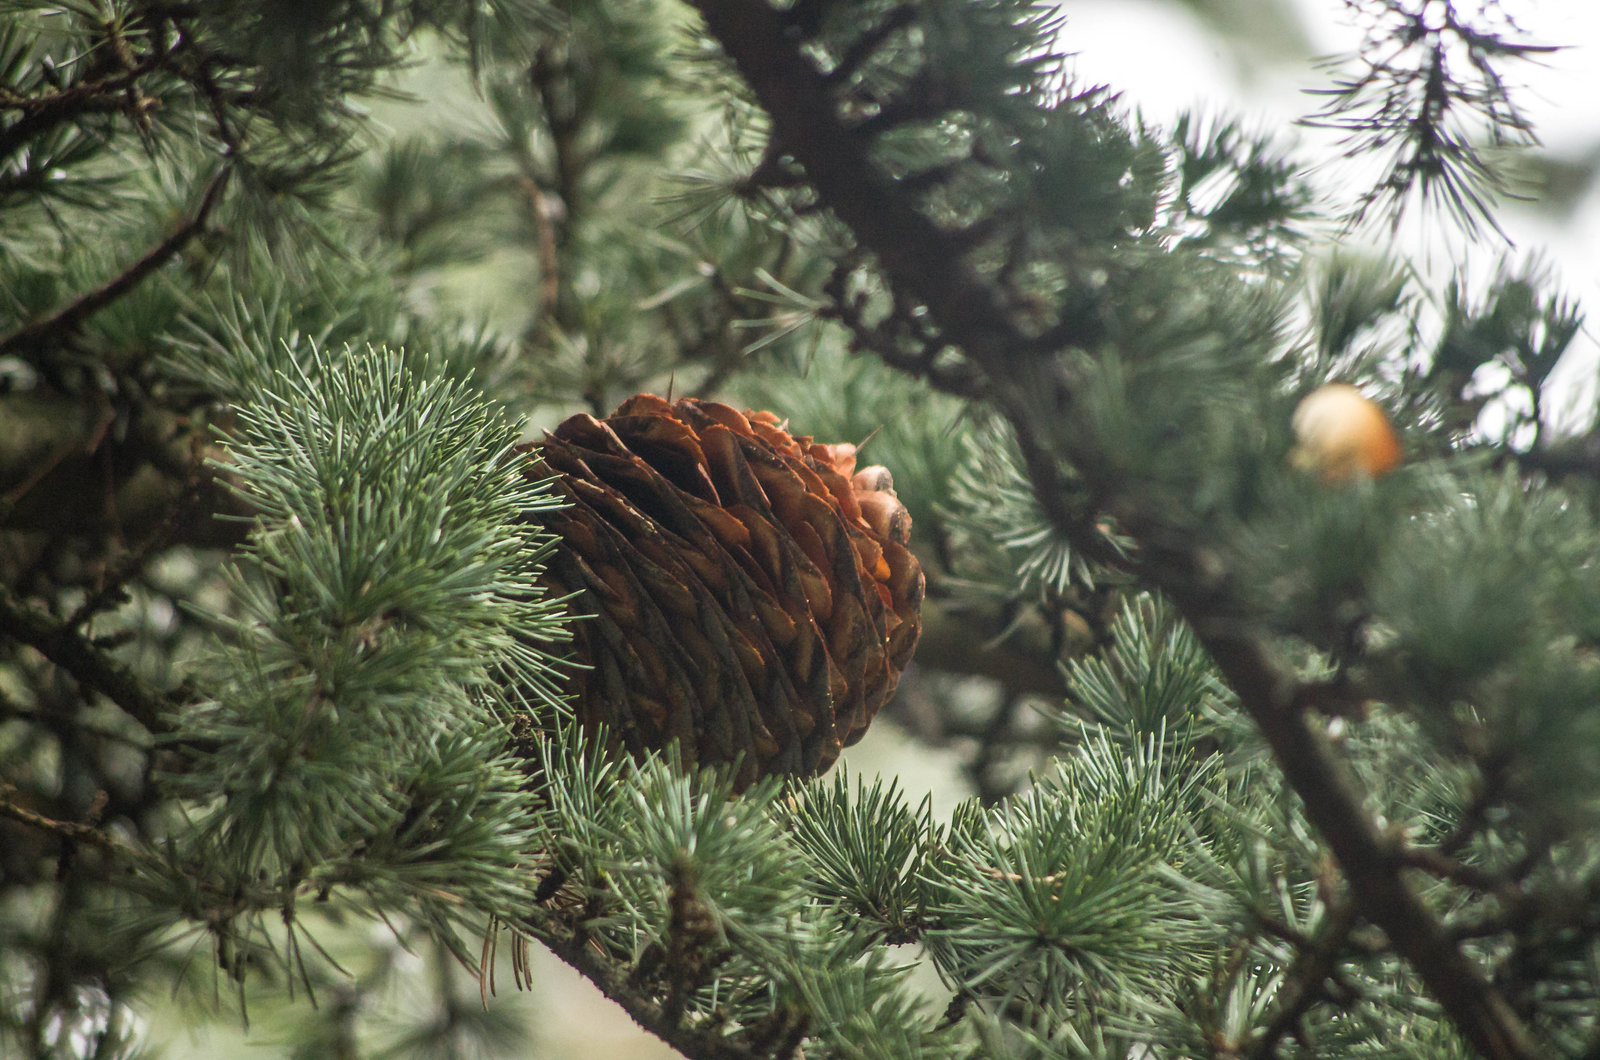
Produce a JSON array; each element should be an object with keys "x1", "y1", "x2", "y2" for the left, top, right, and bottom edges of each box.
[{"x1": 521, "y1": 394, "x2": 924, "y2": 788}]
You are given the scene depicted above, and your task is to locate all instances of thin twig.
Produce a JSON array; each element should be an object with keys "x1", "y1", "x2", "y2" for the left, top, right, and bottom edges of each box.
[
  {"x1": 0, "y1": 54, "x2": 169, "y2": 162},
  {"x1": 0, "y1": 584, "x2": 175, "y2": 732},
  {"x1": 0, "y1": 782, "x2": 123, "y2": 854},
  {"x1": 517, "y1": 175, "x2": 563, "y2": 320},
  {"x1": 820, "y1": 5, "x2": 917, "y2": 87},
  {"x1": 516, "y1": 911, "x2": 775, "y2": 1060},
  {"x1": 1401, "y1": 846, "x2": 1516, "y2": 895},
  {"x1": 0, "y1": 165, "x2": 232, "y2": 359},
  {"x1": 1248, "y1": 899, "x2": 1358, "y2": 1059}
]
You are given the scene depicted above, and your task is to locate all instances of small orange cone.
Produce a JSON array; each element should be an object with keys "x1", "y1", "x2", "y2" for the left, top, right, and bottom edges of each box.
[{"x1": 1291, "y1": 383, "x2": 1402, "y2": 482}]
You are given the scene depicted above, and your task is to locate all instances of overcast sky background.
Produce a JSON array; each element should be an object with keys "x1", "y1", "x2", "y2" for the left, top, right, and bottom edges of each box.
[{"x1": 1059, "y1": 0, "x2": 1600, "y2": 430}]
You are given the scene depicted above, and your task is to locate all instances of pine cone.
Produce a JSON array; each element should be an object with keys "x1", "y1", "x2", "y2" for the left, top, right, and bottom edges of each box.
[{"x1": 521, "y1": 394, "x2": 924, "y2": 788}]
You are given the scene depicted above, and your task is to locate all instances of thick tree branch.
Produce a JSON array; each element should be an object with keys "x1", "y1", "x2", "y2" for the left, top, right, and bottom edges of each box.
[
  {"x1": 688, "y1": 0, "x2": 1032, "y2": 373},
  {"x1": 1192, "y1": 625, "x2": 1533, "y2": 1060},
  {"x1": 687, "y1": 3, "x2": 1538, "y2": 1057}
]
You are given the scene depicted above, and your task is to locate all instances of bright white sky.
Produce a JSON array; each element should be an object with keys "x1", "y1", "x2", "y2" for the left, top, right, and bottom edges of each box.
[{"x1": 1058, "y1": 0, "x2": 1600, "y2": 432}]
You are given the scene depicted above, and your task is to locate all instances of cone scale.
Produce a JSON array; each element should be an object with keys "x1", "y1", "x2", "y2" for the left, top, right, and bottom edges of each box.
[{"x1": 521, "y1": 395, "x2": 924, "y2": 788}]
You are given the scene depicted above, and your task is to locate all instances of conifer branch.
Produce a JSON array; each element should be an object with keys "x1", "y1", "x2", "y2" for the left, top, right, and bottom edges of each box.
[
  {"x1": 821, "y1": 265, "x2": 986, "y2": 400},
  {"x1": 1248, "y1": 898, "x2": 1357, "y2": 1059},
  {"x1": 7, "y1": 1, "x2": 1590, "y2": 1052},
  {"x1": 0, "y1": 165, "x2": 232, "y2": 363},
  {"x1": 1171, "y1": 619, "x2": 1536, "y2": 1060},
  {"x1": 1401, "y1": 845, "x2": 1518, "y2": 895},
  {"x1": 914, "y1": 604, "x2": 1066, "y2": 699},
  {"x1": 1302, "y1": 0, "x2": 1556, "y2": 236},
  {"x1": 517, "y1": 911, "x2": 776, "y2": 1060},
  {"x1": 0, "y1": 49, "x2": 171, "y2": 164},
  {"x1": 688, "y1": 0, "x2": 1034, "y2": 375},
  {"x1": 689, "y1": 2, "x2": 1540, "y2": 1056},
  {"x1": 820, "y1": 5, "x2": 917, "y2": 87}
]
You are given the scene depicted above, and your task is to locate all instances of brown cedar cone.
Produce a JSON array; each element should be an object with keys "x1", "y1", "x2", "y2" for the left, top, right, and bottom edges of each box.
[{"x1": 519, "y1": 394, "x2": 924, "y2": 789}]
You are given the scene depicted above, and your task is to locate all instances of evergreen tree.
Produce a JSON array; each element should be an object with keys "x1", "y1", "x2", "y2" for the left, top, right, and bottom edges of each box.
[{"x1": 2, "y1": 2, "x2": 1595, "y2": 1059}]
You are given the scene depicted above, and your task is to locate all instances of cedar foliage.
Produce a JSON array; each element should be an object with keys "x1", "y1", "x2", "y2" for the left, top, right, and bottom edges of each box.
[{"x1": 1, "y1": 1, "x2": 1596, "y2": 1058}]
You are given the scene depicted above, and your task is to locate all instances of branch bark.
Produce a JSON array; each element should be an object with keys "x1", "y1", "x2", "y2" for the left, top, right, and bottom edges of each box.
[
  {"x1": 0, "y1": 781, "x2": 124, "y2": 854},
  {"x1": 1194, "y1": 625, "x2": 1533, "y2": 1060}
]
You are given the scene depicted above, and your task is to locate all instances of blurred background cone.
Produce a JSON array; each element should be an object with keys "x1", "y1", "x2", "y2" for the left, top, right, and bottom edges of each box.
[{"x1": 1291, "y1": 383, "x2": 1403, "y2": 482}]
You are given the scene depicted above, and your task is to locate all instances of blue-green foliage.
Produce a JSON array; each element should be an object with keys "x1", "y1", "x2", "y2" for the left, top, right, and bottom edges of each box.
[
  {"x1": 151, "y1": 342, "x2": 569, "y2": 968},
  {"x1": 781, "y1": 768, "x2": 936, "y2": 944},
  {"x1": 1061, "y1": 596, "x2": 1233, "y2": 747},
  {"x1": 924, "y1": 734, "x2": 1215, "y2": 1019}
]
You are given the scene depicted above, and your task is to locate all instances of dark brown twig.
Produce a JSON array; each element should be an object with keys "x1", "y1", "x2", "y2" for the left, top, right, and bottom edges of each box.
[
  {"x1": 1401, "y1": 846, "x2": 1516, "y2": 896},
  {"x1": 1187, "y1": 622, "x2": 1535, "y2": 1060},
  {"x1": 0, "y1": 53, "x2": 170, "y2": 163},
  {"x1": 821, "y1": 264, "x2": 987, "y2": 400},
  {"x1": 0, "y1": 165, "x2": 232, "y2": 360},
  {"x1": 0, "y1": 584, "x2": 175, "y2": 732},
  {"x1": 1248, "y1": 899, "x2": 1358, "y2": 1059},
  {"x1": 820, "y1": 5, "x2": 917, "y2": 87},
  {"x1": 515, "y1": 910, "x2": 774, "y2": 1060},
  {"x1": 0, "y1": 782, "x2": 124, "y2": 854}
]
